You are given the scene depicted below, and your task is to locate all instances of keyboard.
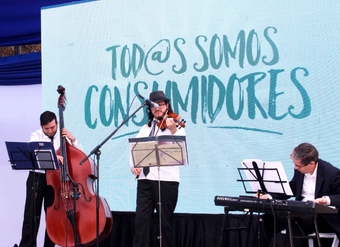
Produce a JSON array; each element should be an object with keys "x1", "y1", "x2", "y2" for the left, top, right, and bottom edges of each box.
[{"x1": 214, "y1": 195, "x2": 338, "y2": 214}]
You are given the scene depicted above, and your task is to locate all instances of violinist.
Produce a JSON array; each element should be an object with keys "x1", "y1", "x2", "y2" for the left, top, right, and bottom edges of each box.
[
  {"x1": 17, "y1": 111, "x2": 82, "y2": 247},
  {"x1": 130, "y1": 90, "x2": 186, "y2": 247}
]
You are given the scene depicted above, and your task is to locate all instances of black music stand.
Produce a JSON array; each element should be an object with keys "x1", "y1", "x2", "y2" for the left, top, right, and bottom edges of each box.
[
  {"x1": 238, "y1": 159, "x2": 326, "y2": 247},
  {"x1": 218, "y1": 159, "x2": 293, "y2": 247},
  {"x1": 129, "y1": 135, "x2": 188, "y2": 247},
  {"x1": 238, "y1": 159, "x2": 293, "y2": 196},
  {"x1": 5, "y1": 141, "x2": 58, "y2": 246},
  {"x1": 238, "y1": 159, "x2": 293, "y2": 247},
  {"x1": 5, "y1": 141, "x2": 59, "y2": 170}
]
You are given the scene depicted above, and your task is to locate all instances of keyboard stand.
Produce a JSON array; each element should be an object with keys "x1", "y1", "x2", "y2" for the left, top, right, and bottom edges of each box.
[
  {"x1": 218, "y1": 207, "x2": 253, "y2": 247},
  {"x1": 219, "y1": 208, "x2": 322, "y2": 247},
  {"x1": 286, "y1": 211, "x2": 322, "y2": 247},
  {"x1": 215, "y1": 196, "x2": 338, "y2": 247}
]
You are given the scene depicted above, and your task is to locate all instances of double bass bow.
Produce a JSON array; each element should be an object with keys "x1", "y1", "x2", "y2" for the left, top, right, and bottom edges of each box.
[{"x1": 46, "y1": 85, "x2": 112, "y2": 247}]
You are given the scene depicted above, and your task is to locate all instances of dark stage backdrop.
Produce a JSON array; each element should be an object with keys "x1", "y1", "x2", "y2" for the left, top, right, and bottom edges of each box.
[
  {"x1": 100, "y1": 212, "x2": 332, "y2": 247},
  {"x1": 99, "y1": 212, "x2": 295, "y2": 247}
]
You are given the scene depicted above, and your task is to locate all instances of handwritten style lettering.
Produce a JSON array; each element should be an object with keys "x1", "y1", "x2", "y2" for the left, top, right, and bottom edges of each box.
[{"x1": 85, "y1": 26, "x2": 310, "y2": 132}]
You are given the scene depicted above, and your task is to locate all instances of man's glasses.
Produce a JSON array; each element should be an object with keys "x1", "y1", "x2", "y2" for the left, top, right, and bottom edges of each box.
[{"x1": 294, "y1": 163, "x2": 307, "y2": 169}]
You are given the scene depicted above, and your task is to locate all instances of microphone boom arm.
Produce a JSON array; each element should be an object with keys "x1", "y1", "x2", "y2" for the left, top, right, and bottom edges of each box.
[
  {"x1": 80, "y1": 101, "x2": 147, "y2": 165},
  {"x1": 137, "y1": 94, "x2": 159, "y2": 108}
]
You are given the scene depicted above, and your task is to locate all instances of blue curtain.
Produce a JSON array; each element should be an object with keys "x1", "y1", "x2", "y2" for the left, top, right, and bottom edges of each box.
[
  {"x1": 0, "y1": 0, "x2": 79, "y2": 46},
  {"x1": 0, "y1": 0, "x2": 84, "y2": 86},
  {"x1": 0, "y1": 52, "x2": 41, "y2": 85}
]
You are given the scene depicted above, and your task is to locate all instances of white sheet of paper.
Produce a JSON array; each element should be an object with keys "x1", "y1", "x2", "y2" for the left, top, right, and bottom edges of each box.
[{"x1": 241, "y1": 159, "x2": 293, "y2": 196}]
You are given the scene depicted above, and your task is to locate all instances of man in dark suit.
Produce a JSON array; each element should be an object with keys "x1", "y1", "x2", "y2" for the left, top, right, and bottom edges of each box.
[{"x1": 259, "y1": 142, "x2": 340, "y2": 247}]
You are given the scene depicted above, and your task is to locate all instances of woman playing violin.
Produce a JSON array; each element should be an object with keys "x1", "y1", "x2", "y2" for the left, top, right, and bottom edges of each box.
[{"x1": 130, "y1": 90, "x2": 186, "y2": 247}]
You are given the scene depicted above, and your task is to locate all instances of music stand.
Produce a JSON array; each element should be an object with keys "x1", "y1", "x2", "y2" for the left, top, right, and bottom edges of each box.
[
  {"x1": 129, "y1": 135, "x2": 188, "y2": 168},
  {"x1": 5, "y1": 141, "x2": 59, "y2": 170},
  {"x1": 236, "y1": 159, "x2": 293, "y2": 247},
  {"x1": 128, "y1": 135, "x2": 188, "y2": 247},
  {"x1": 238, "y1": 159, "x2": 293, "y2": 196},
  {"x1": 5, "y1": 141, "x2": 58, "y2": 246},
  {"x1": 238, "y1": 159, "x2": 325, "y2": 247}
]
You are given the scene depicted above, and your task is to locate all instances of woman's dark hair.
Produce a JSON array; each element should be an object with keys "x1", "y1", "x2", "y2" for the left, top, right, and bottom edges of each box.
[
  {"x1": 290, "y1": 142, "x2": 319, "y2": 165},
  {"x1": 40, "y1": 111, "x2": 57, "y2": 126}
]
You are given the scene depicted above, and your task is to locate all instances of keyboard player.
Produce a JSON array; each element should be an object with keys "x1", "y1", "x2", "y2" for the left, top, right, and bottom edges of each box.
[{"x1": 256, "y1": 143, "x2": 340, "y2": 247}]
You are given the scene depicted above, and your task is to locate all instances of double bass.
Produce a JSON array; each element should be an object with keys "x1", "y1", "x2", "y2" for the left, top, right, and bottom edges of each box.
[{"x1": 46, "y1": 86, "x2": 112, "y2": 246}]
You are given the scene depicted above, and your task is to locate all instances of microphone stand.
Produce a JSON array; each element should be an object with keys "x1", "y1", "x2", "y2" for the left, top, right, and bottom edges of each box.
[
  {"x1": 79, "y1": 101, "x2": 147, "y2": 247},
  {"x1": 256, "y1": 189, "x2": 263, "y2": 247}
]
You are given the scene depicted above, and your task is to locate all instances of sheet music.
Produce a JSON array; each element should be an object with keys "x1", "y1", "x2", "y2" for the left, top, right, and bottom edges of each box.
[
  {"x1": 34, "y1": 149, "x2": 58, "y2": 169},
  {"x1": 129, "y1": 135, "x2": 188, "y2": 168},
  {"x1": 241, "y1": 159, "x2": 293, "y2": 196},
  {"x1": 262, "y1": 161, "x2": 293, "y2": 196}
]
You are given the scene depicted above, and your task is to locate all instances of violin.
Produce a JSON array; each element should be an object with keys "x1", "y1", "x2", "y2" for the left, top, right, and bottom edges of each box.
[{"x1": 157, "y1": 111, "x2": 186, "y2": 131}]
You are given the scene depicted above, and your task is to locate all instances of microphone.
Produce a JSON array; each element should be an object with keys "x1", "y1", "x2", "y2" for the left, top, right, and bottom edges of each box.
[{"x1": 137, "y1": 94, "x2": 159, "y2": 108}]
